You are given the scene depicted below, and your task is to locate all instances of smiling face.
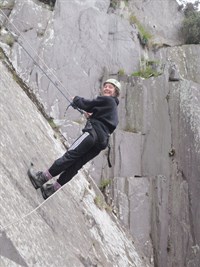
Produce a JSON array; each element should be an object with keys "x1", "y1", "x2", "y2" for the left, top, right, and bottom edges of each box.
[{"x1": 102, "y1": 83, "x2": 117, "y2": 97}]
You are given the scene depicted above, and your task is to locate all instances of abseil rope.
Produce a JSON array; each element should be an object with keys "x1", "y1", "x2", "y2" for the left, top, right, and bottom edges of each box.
[
  {"x1": 0, "y1": 11, "x2": 86, "y2": 232},
  {"x1": 0, "y1": 10, "x2": 101, "y2": 232},
  {"x1": 0, "y1": 9, "x2": 83, "y2": 114},
  {"x1": 0, "y1": 186, "x2": 63, "y2": 232},
  {"x1": 0, "y1": 187, "x2": 63, "y2": 232}
]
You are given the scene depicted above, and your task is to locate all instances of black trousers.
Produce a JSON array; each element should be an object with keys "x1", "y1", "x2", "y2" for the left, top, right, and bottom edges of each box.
[{"x1": 48, "y1": 131, "x2": 101, "y2": 186}]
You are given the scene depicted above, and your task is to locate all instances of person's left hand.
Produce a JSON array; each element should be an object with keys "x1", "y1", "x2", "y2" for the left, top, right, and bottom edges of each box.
[{"x1": 84, "y1": 112, "x2": 92, "y2": 119}]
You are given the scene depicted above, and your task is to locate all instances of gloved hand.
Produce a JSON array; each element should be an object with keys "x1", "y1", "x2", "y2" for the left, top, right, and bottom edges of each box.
[
  {"x1": 69, "y1": 97, "x2": 84, "y2": 114},
  {"x1": 70, "y1": 102, "x2": 78, "y2": 109}
]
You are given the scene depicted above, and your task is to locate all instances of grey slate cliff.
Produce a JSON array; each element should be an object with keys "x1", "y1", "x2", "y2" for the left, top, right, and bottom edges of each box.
[{"x1": 0, "y1": 0, "x2": 200, "y2": 267}]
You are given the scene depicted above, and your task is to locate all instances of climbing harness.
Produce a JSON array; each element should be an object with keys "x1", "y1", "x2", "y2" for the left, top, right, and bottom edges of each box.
[{"x1": 0, "y1": 9, "x2": 83, "y2": 115}]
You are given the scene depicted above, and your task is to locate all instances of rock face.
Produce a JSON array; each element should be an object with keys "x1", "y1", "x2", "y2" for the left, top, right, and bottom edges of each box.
[
  {"x1": 93, "y1": 52, "x2": 200, "y2": 267},
  {"x1": 0, "y1": 0, "x2": 200, "y2": 266},
  {"x1": 0, "y1": 61, "x2": 151, "y2": 267},
  {"x1": 167, "y1": 80, "x2": 200, "y2": 267},
  {"x1": 126, "y1": 0, "x2": 184, "y2": 45}
]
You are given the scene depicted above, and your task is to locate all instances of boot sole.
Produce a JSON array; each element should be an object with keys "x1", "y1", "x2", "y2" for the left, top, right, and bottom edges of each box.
[
  {"x1": 41, "y1": 187, "x2": 48, "y2": 200},
  {"x1": 27, "y1": 168, "x2": 39, "y2": 189}
]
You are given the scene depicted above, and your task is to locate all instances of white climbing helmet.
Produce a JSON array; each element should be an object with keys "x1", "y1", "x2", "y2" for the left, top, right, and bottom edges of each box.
[{"x1": 103, "y1": 79, "x2": 121, "y2": 94}]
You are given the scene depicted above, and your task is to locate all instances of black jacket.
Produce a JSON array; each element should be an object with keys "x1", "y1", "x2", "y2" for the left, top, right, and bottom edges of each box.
[{"x1": 73, "y1": 95, "x2": 119, "y2": 148}]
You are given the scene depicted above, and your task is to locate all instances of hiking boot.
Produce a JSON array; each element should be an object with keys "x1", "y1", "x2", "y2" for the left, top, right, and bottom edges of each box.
[
  {"x1": 28, "y1": 168, "x2": 47, "y2": 189},
  {"x1": 41, "y1": 183, "x2": 56, "y2": 199}
]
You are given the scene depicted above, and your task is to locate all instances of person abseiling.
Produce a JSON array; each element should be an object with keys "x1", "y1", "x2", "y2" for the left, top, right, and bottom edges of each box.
[{"x1": 28, "y1": 78, "x2": 121, "y2": 199}]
